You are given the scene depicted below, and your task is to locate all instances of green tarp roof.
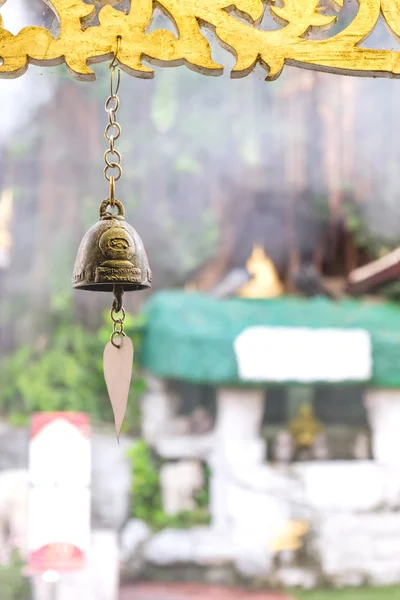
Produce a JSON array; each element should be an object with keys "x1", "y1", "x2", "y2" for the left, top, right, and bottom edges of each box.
[{"x1": 140, "y1": 291, "x2": 400, "y2": 387}]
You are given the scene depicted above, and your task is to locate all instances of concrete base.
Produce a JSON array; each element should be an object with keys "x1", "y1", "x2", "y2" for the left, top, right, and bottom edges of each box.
[
  {"x1": 365, "y1": 389, "x2": 400, "y2": 466},
  {"x1": 32, "y1": 531, "x2": 119, "y2": 600}
]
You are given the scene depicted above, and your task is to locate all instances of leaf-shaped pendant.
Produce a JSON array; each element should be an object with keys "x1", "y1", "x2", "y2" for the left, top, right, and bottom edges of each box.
[{"x1": 103, "y1": 336, "x2": 134, "y2": 441}]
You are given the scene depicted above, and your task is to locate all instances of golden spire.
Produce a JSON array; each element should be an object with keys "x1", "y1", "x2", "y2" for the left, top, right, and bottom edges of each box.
[
  {"x1": 289, "y1": 403, "x2": 323, "y2": 449},
  {"x1": 239, "y1": 245, "x2": 284, "y2": 299}
]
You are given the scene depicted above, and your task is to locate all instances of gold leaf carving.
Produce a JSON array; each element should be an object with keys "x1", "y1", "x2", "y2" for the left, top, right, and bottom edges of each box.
[{"x1": 0, "y1": 0, "x2": 400, "y2": 80}]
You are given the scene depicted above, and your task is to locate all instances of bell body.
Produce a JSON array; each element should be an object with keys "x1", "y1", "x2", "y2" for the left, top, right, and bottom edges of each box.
[{"x1": 72, "y1": 200, "x2": 151, "y2": 291}]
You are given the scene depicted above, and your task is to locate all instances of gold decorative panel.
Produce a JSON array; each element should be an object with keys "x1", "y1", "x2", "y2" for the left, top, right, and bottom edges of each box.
[{"x1": 1, "y1": 0, "x2": 400, "y2": 81}]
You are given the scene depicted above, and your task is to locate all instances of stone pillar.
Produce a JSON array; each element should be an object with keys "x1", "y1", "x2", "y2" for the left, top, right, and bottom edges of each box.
[
  {"x1": 365, "y1": 389, "x2": 400, "y2": 466},
  {"x1": 215, "y1": 387, "x2": 265, "y2": 444},
  {"x1": 141, "y1": 375, "x2": 178, "y2": 444},
  {"x1": 210, "y1": 387, "x2": 265, "y2": 533}
]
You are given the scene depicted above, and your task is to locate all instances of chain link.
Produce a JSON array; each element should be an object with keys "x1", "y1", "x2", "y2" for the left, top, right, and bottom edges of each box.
[
  {"x1": 110, "y1": 306, "x2": 126, "y2": 347},
  {"x1": 104, "y1": 60, "x2": 123, "y2": 203},
  {"x1": 110, "y1": 285, "x2": 125, "y2": 348}
]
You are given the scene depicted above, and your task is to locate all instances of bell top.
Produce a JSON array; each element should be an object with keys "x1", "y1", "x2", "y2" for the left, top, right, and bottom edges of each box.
[{"x1": 72, "y1": 199, "x2": 152, "y2": 291}]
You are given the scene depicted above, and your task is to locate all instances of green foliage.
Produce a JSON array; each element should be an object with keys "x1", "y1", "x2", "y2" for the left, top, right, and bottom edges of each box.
[
  {"x1": 127, "y1": 440, "x2": 210, "y2": 531},
  {"x1": 127, "y1": 439, "x2": 162, "y2": 524},
  {"x1": 0, "y1": 294, "x2": 145, "y2": 434},
  {"x1": 0, "y1": 323, "x2": 105, "y2": 419},
  {"x1": 341, "y1": 198, "x2": 400, "y2": 300},
  {"x1": 151, "y1": 507, "x2": 211, "y2": 530},
  {"x1": 0, "y1": 552, "x2": 31, "y2": 600},
  {"x1": 378, "y1": 281, "x2": 400, "y2": 302},
  {"x1": 342, "y1": 199, "x2": 399, "y2": 260}
]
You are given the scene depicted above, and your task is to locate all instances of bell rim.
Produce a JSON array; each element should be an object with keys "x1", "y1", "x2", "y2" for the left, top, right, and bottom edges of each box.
[{"x1": 72, "y1": 282, "x2": 152, "y2": 292}]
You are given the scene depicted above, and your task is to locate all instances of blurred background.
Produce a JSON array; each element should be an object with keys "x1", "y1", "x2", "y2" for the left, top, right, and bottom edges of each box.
[{"x1": 2, "y1": 0, "x2": 400, "y2": 599}]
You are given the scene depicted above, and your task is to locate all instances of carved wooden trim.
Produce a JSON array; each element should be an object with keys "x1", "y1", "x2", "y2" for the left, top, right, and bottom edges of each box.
[{"x1": 1, "y1": 1, "x2": 400, "y2": 81}]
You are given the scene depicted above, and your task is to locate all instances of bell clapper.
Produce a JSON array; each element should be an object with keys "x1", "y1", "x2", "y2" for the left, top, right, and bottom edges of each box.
[
  {"x1": 106, "y1": 283, "x2": 134, "y2": 442},
  {"x1": 72, "y1": 38, "x2": 151, "y2": 439}
]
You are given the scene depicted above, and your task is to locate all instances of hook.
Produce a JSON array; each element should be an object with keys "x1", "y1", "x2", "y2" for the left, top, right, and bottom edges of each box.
[
  {"x1": 110, "y1": 36, "x2": 122, "y2": 96},
  {"x1": 110, "y1": 35, "x2": 122, "y2": 70},
  {"x1": 110, "y1": 66, "x2": 121, "y2": 97}
]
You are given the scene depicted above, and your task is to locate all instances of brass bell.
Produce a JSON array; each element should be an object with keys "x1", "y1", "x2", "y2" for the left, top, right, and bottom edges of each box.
[{"x1": 72, "y1": 199, "x2": 152, "y2": 291}]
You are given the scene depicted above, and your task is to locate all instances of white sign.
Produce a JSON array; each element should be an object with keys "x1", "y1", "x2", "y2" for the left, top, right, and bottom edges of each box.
[
  {"x1": 234, "y1": 327, "x2": 372, "y2": 383},
  {"x1": 29, "y1": 417, "x2": 90, "y2": 486},
  {"x1": 28, "y1": 488, "x2": 91, "y2": 570},
  {"x1": 28, "y1": 413, "x2": 91, "y2": 572}
]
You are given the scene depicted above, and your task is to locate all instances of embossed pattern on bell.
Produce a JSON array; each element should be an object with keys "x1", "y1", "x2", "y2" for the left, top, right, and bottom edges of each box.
[{"x1": 72, "y1": 200, "x2": 151, "y2": 291}]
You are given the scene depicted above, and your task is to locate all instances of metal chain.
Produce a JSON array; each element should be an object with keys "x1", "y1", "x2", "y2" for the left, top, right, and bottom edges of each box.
[
  {"x1": 106, "y1": 40, "x2": 127, "y2": 349},
  {"x1": 104, "y1": 40, "x2": 122, "y2": 208},
  {"x1": 110, "y1": 304, "x2": 126, "y2": 348},
  {"x1": 110, "y1": 284, "x2": 125, "y2": 347}
]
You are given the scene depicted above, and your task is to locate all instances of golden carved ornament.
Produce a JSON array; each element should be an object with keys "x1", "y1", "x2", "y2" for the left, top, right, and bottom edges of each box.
[
  {"x1": 289, "y1": 403, "x2": 324, "y2": 449},
  {"x1": 269, "y1": 520, "x2": 310, "y2": 553},
  {"x1": 1, "y1": 0, "x2": 400, "y2": 81},
  {"x1": 239, "y1": 245, "x2": 284, "y2": 299}
]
